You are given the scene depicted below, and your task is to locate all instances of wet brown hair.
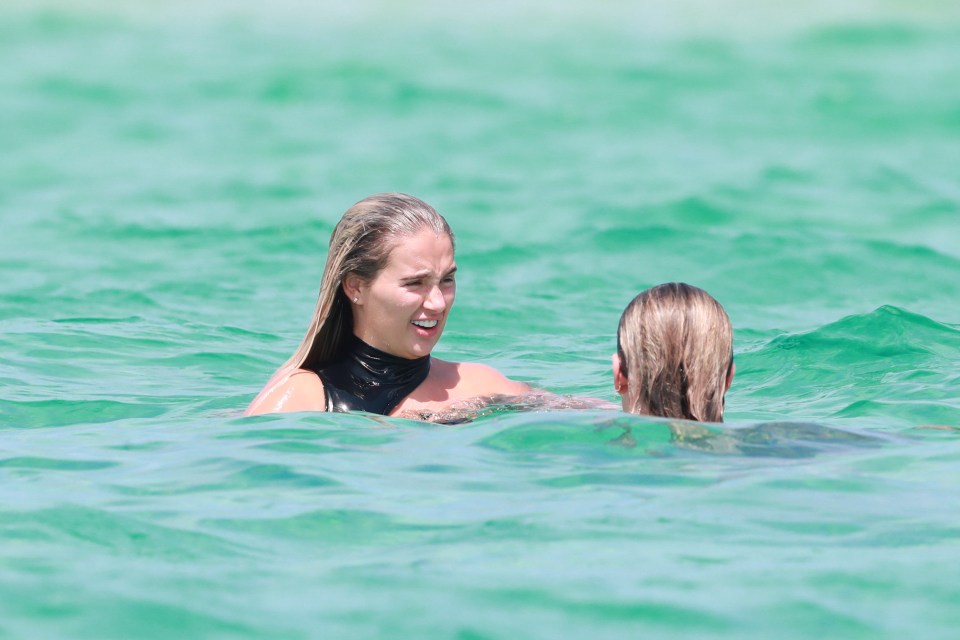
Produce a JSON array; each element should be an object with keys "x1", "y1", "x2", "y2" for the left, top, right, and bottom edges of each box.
[{"x1": 617, "y1": 282, "x2": 733, "y2": 422}]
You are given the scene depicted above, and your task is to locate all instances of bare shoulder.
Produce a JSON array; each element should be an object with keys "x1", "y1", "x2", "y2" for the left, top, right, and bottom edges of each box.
[
  {"x1": 432, "y1": 358, "x2": 530, "y2": 396},
  {"x1": 244, "y1": 369, "x2": 326, "y2": 416}
]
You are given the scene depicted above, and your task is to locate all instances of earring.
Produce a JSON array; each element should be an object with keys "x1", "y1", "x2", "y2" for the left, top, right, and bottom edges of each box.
[{"x1": 353, "y1": 297, "x2": 359, "y2": 303}]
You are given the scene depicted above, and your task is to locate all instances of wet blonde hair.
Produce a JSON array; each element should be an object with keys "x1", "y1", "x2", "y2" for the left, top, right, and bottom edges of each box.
[
  {"x1": 282, "y1": 193, "x2": 454, "y2": 372},
  {"x1": 617, "y1": 282, "x2": 733, "y2": 422}
]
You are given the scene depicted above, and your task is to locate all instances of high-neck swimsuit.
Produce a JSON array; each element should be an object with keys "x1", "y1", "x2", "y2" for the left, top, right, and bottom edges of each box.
[{"x1": 310, "y1": 335, "x2": 431, "y2": 415}]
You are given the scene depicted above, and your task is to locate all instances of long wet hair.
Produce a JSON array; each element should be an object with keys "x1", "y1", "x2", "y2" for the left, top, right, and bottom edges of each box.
[
  {"x1": 617, "y1": 282, "x2": 733, "y2": 422},
  {"x1": 281, "y1": 193, "x2": 454, "y2": 373}
]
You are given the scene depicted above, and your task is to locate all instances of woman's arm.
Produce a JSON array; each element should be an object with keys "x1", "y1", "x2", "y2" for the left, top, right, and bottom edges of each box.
[
  {"x1": 244, "y1": 369, "x2": 327, "y2": 416},
  {"x1": 454, "y1": 362, "x2": 532, "y2": 396}
]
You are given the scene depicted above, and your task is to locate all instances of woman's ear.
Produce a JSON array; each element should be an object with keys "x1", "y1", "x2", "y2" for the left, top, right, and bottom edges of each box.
[
  {"x1": 725, "y1": 361, "x2": 736, "y2": 392},
  {"x1": 612, "y1": 353, "x2": 626, "y2": 395},
  {"x1": 342, "y1": 274, "x2": 364, "y2": 304}
]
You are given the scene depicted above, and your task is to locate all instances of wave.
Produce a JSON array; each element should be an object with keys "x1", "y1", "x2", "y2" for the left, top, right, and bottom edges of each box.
[
  {"x1": 736, "y1": 306, "x2": 960, "y2": 424},
  {"x1": 0, "y1": 399, "x2": 168, "y2": 429},
  {"x1": 752, "y1": 306, "x2": 958, "y2": 366}
]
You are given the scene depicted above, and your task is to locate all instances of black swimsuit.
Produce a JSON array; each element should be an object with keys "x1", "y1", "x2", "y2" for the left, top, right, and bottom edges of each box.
[{"x1": 311, "y1": 335, "x2": 431, "y2": 415}]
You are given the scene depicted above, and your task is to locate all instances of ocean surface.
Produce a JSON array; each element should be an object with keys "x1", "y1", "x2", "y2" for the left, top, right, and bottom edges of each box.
[{"x1": 2, "y1": 0, "x2": 959, "y2": 637}]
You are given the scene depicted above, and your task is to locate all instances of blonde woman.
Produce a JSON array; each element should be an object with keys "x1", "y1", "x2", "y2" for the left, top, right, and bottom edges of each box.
[
  {"x1": 613, "y1": 282, "x2": 735, "y2": 422},
  {"x1": 246, "y1": 193, "x2": 529, "y2": 419}
]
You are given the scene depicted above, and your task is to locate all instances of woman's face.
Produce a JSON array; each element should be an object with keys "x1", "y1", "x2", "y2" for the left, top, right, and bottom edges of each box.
[{"x1": 349, "y1": 228, "x2": 457, "y2": 359}]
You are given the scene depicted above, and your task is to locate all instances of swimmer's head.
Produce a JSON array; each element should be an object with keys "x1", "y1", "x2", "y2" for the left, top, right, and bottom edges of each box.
[
  {"x1": 327, "y1": 193, "x2": 455, "y2": 289},
  {"x1": 613, "y1": 282, "x2": 734, "y2": 422},
  {"x1": 289, "y1": 193, "x2": 455, "y2": 369}
]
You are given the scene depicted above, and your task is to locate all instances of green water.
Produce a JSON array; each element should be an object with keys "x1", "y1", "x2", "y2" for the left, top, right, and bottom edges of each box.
[{"x1": 2, "y1": 0, "x2": 959, "y2": 637}]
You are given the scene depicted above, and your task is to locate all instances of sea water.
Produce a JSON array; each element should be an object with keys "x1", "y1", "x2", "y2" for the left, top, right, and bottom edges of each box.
[{"x1": 2, "y1": 0, "x2": 959, "y2": 637}]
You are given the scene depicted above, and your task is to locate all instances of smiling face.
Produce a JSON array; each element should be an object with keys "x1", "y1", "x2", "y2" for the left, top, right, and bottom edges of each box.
[{"x1": 345, "y1": 228, "x2": 457, "y2": 359}]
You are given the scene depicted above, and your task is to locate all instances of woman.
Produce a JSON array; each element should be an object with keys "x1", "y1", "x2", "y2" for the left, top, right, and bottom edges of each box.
[
  {"x1": 246, "y1": 193, "x2": 529, "y2": 419},
  {"x1": 613, "y1": 282, "x2": 734, "y2": 422}
]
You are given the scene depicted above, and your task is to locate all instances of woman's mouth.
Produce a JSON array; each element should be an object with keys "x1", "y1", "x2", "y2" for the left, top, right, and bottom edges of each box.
[{"x1": 412, "y1": 319, "x2": 438, "y2": 329}]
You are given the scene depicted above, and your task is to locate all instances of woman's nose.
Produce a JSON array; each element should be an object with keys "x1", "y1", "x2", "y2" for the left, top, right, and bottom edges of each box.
[{"x1": 423, "y1": 285, "x2": 446, "y2": 311}]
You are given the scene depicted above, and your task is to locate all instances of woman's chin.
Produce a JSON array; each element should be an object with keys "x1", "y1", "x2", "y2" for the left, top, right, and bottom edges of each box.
[
  {"x1": 408, "y1": 325, "x2": 443, "y2": 354},
  {"x1": 408, "y1": 336, "x2": 442, "y2": 359}
]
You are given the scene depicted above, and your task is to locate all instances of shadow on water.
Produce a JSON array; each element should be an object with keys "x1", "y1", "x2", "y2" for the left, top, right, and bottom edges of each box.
[
  {"x1": 387, "y1": 388, "x2": 895, "y2": 460},
  {"x1": 472, "y1": 404, "x2": 894, "y2": 460},
  {"x1": 276, "y1": 385, "x2": 909, "y2": 462},
  {"x1": 652, "y1": 419, "x2": 888, "y2": 458}
]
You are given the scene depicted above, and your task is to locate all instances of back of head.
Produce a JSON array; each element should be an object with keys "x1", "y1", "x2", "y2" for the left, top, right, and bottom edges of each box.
[
  {"x1": 617, "y1": 282, "x2": 733, "y2": 422},
  {"x1": 287, "y1": 193, "x2": 454, "y2": 371}
]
